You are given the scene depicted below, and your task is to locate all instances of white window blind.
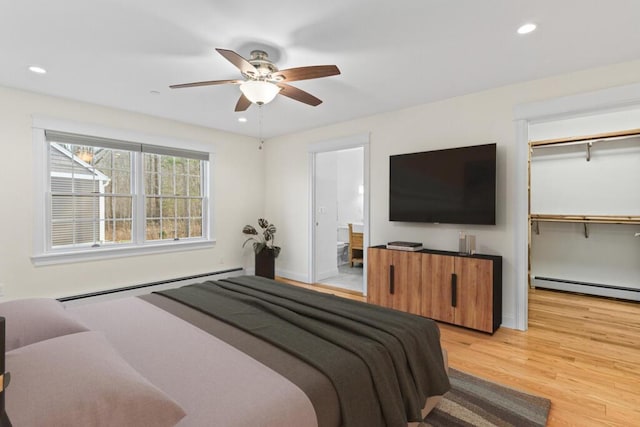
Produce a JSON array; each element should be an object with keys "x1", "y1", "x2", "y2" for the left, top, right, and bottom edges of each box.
[{"x1": 45, "y1": 130, "x2": 210, "y2": 160}]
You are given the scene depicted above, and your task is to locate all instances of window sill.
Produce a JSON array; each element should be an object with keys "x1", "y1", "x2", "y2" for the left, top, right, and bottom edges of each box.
[{"x1": 31, "y1": 239, "x2": 215, "y2": 266}]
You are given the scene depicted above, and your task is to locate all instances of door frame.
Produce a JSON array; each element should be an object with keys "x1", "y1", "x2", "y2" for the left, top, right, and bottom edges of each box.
[{"x1": 308, "y1": 133, "x2": 370, "y2": 294}]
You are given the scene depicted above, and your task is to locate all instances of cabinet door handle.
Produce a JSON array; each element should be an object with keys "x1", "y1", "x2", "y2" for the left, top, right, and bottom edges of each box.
[
  {"x1": 389, "y1": 265, "x2": 395, "y2": 295},
  {"x1": 451, "y1": 273, "x2": 457, "y2": 307}
]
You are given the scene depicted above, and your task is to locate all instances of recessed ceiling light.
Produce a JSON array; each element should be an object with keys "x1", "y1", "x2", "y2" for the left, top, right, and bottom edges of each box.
[
  {"x1": 517, "y1": 23, "x2": 537, "y2": 35},
  {"x1": 238, "y1": 117, "x2": 248, "y2": 123},
  {"x1": 29, "y1": 66, "x2": 47, "y2": 74}
]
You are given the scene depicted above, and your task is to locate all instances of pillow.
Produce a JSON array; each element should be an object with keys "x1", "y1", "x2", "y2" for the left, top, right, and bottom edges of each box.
[
  {"x1": 0, "y1": 298, "x2": 89, "y2": 351},
  {"x1": 6, "y1": 331, "x2": 186, "y2": 427}
]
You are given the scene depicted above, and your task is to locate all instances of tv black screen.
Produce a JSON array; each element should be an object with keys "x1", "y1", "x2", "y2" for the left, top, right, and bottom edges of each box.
[{"x1": 389, "y1": 143, "x2": 496, "y2": 225}]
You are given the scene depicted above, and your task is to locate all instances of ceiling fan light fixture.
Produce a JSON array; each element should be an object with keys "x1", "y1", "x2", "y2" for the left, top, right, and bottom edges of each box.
[{"x1": 240, "y1": 80, "x2": 280, "y2": 105}]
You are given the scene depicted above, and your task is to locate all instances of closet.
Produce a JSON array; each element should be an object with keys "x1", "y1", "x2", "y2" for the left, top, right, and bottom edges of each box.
[{"x1": 529, "y1": 110, "x2": 640, "y2": 301}]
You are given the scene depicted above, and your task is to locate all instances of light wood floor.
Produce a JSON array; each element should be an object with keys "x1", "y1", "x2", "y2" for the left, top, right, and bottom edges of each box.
[{"x1": 279, "y1": 278, "x2": 640, "y2": 426}]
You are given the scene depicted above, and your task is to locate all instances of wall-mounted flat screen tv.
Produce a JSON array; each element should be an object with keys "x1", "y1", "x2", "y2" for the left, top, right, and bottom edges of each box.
[{"x1": 389, "y1": 143, "x2": 496, "y2": 225}]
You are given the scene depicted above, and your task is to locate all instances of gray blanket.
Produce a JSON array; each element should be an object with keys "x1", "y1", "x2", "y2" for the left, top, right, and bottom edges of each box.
[{"x1": 157, "y1": 275, "x2": 450, "y2": 427}]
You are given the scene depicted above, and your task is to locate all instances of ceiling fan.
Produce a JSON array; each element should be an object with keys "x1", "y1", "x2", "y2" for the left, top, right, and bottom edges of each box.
[{"x1": 170, "y1": 48, "x2": 341, "y2": 112}]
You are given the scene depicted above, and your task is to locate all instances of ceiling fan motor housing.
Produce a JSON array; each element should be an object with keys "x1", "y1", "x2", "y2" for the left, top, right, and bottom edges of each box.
[{"x1": 244, "y1": 50, "x2": 280, "y2": 80}]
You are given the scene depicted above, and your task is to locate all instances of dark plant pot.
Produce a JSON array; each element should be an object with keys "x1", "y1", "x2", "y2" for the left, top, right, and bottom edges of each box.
[{"x1": 255, "y1": 248, "x2": 276, "y2": 279}]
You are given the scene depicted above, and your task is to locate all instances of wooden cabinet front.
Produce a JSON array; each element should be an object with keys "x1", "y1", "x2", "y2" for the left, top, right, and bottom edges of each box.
[
  {"x1": 421, "y1": 254, "x2": 495, "y2": 333},
  {"x1": 454, "y1": 257, "x2": 494, "y2": 332},
  {"x1": 421, "y1": 254, "x2": 455, "y2": 323},
  {"x1": 367, "y1": 247, "x2": 393, "y2": 308},
  {"x1": 390, "y1": 251, "x2": 422, "y2": 314},
  {"x1": 369, "y1": 246, "x2": 501, "y2": 333},
  {"x1": 367, "y1": 248, "x2": 421, "y2": 315}
]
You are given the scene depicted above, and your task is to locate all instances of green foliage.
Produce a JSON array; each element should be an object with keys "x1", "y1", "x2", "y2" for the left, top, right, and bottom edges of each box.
[{"x1": 242, "y1": 218, "x2": 281, "y2": 258}]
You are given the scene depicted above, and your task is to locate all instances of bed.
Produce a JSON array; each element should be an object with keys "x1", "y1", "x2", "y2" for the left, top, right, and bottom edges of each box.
[{"x1": 0, "y1": 275, "x2": 449, "y2": 427}]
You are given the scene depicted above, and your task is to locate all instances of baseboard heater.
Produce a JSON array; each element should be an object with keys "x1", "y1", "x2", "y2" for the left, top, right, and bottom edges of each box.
[
  {"x1": 533, "y1": 276, "x2": 640, "y2": 302},
  {"x1": 59, "y1": 267, "x2": 244, "y2": 303}
]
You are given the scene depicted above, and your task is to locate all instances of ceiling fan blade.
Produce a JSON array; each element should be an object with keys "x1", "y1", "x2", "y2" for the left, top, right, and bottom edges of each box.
[
  {"x1": 272, "y1": 65, "x2": 340, "y2": 82},
  {"x1": 215, "y1": 48, "x2": 258, "y2": 76},
  {"x1": 235, "y1": 94, "x2": 251, "y2": 112},
  {"x1": 169, "y1": 79, "x2": 241, "y2": 89},
  {"x1": 276, "y1": 83, "x2": 322, "y2": 106}
]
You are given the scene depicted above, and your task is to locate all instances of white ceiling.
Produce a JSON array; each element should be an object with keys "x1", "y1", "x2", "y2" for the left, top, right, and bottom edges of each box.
[{"x1": 2, "y1": 0, "x2": 640, "y2": 138}]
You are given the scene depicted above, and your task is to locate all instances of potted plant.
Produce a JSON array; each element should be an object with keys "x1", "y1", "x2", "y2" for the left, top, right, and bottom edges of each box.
[{"x1": 242, "y1": 218, "x2": 281, "y2": 279}]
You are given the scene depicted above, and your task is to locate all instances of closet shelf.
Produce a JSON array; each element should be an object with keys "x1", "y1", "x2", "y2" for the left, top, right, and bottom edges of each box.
[
  {"x1": 529, "y1": 127, "x2": 640, "y2": 147},
  {"x1": 530, "y1": 214, "x2": 640, "y2": 225}
]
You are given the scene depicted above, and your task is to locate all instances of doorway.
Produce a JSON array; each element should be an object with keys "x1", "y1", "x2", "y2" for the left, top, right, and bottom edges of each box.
[
  {"x1": 309, "y1": 135, "x2": 369, "y2": 294},
  {"x1": 514, "y1": 81, "x2": 640, "y2": 331}
]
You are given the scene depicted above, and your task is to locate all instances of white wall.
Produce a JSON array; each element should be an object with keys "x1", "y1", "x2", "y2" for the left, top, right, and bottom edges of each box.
[
  {"x1": 529, "y1": 108, "x2": 640, "y2": 293},
  {"x1": 0, "y1": 86, "x2": 263, "y2": 300},
  {"x1": 530, "y1": 107, "x2": 640, "y2": 140},
  {"x1": 336, "y1": 147, "x2": 364, "y2": 228},
  {"x1": 264, "y1": 59, "x2": 640, "y2": 329},
  {"x1": 531, "y1": 137, "x2": 640, "y2": 215},
  {"x1": 315, "y1": 151, "x2": 339, "y2": 280}
]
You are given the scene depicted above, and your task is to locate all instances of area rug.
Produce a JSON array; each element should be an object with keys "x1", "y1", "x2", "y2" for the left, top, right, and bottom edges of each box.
[{"x1": 423, "y1": 368, "x2": 551, "y2": 427}]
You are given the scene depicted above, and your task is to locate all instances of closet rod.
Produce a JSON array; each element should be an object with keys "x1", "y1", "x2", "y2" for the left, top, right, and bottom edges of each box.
[
  {"x1": 530, "y1": 214, "x2": 640, "y2": 225},
  {"x1": 530, "y1": 127, "x2": 640, "y2": 148}
]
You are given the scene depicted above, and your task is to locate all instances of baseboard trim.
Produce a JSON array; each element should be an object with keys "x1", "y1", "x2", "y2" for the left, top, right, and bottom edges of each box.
[
  {"x1": 276, "y1": 269, "x2": 309, "y2": 284},
  {"x1": 533, "y1": 276, "x2": 640, "y2": 302},
  {"x1": 500, "y1": 314, "x2": 516, "y2": 330},
  {"x1": 60, "y1": 267, "x2": 244, "y2": 304}
]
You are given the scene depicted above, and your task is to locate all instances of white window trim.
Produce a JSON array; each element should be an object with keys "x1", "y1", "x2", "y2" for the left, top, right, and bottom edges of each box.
[
  {"x1": 51, "y1": 171, "x2": 104, "y2": 180},
  {"x1": 31, "y1": 116, "x2": 216, "y2": 266}
]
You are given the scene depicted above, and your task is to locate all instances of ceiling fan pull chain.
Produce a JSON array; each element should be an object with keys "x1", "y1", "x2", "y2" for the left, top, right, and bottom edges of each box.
[{"x1": 258, "y1": 105, "x2": 264, "y2": 150}]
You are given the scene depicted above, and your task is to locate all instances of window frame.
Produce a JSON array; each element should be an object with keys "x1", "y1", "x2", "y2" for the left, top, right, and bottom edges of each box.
[{"x1": 31, "y1": 116, "x2": 215, "y2": 266}]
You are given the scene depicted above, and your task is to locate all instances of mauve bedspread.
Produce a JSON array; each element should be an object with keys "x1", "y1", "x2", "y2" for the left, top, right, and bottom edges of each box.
[{"x1": 68, "y1": 297, "x2": 321, "y2": 427}]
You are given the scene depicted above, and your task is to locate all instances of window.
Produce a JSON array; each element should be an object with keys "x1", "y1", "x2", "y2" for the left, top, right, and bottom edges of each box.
[
  {"x1": 50, "y1": 142, "x2": 133, "y2": 248},
  {"x1": 144, "y1": 154, "x2": 204, "y2": 242},
  {"x1": 33, "y1": 125, "x2": 212, "y2": 264}
]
